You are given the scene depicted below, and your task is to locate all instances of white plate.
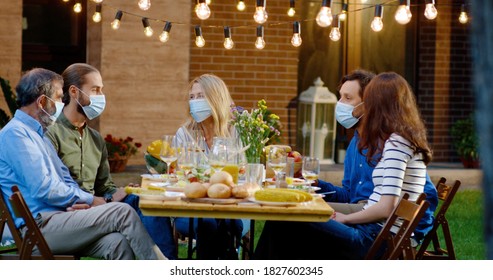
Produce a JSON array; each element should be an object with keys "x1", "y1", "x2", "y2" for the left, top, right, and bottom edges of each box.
[
  {"x1": 149, "y1": 182, "x2": 184, "y2": 192},
  {"x1": 247, "y1": 197, "x2": 310, "y2": 207},
  {"x1": 149, "y1": 182, "x2": 171, "y2": 188},
  {"x1": 141, "y1": 174, "x2": 178, "y2": 182},
  {"x1": 182, "y1": 197, "x2": 244, "y2": 204},
  {"x1": 139, "y1": 191, "x2": 184, "y2": 201},
  {"x1": 287, "y1": 185, "x2": 321, "y2": 192},
  {"x1": 265, "y1": 178, "x2": 310, "y2": 186}
]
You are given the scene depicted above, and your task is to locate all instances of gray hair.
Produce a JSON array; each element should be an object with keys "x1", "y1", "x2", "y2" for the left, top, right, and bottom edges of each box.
[{"x1": 16, "y1": 68, "x2": 63, "y2": 107}]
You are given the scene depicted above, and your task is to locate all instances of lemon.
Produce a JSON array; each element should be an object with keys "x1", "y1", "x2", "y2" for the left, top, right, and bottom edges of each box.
[{"x1": 147, "y1": 140, "x2": 162, "y2": 160}]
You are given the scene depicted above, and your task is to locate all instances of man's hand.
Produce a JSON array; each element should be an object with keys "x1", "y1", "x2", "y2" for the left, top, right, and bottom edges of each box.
[
  {"x1": 112, "y1": 188, "x2": 128, "y2": 202},
  {"x1": 91, "y1": 196, "x2": 106, "y2": 207},
  {"x1": 67, "y1": 203, "x2": 91, "y2": 211}
]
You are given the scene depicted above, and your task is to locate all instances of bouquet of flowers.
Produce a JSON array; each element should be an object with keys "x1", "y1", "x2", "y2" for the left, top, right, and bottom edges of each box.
[
  {"x1": 231, "y1": 99, "x2": 281, "y2": 163},
  {"x1": 104, "y1": 134, "x2": 142, "y2": 160}
]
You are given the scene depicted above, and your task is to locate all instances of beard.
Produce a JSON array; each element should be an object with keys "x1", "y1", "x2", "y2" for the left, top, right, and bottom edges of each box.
[{"x1": 38, "y1": 109, "x2": 55, "y2": 129}]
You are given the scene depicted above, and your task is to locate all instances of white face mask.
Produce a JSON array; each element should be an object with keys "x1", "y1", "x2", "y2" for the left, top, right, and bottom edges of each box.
[
  {"x1": 40, "y1": 95, "x2": 64, "y2": 123},
  {"x1": 189, "y1": 99, "x2": 212, "y2": 123},
  {"x1": 75, "y1": 87, "x2": 106, "y2": 120},
  {"x1": 335, "y1": 101, "x2": 364, "y2": 129}
]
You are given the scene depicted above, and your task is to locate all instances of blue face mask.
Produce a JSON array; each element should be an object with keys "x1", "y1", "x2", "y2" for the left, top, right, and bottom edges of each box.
[
  {"x1": 335, "y1": 101, "x2": 363, "y2": 129},
  {"x1": 189, "y1": 99, "x2": 212, "y2": 123},
  {"x1": 75, "y1": 87, "x2": 106, "y2": 120},
  {"x1": 40, "y1": 95, "x2": 64, "y2": 122}
]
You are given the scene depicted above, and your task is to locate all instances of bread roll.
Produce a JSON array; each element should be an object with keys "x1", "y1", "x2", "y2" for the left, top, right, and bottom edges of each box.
[
  {"x1": 232, "y1": 186, "x2": 249, "y2": 198},
  {"x1": 184, "y1": 182, "x2": 207, "y2": 198},
  {"x1": 210, "y1": 171, "x2": 234, "y2": 187},
  {"x1": 207, "y1": 183, "x2": 232, "y2": 198}
]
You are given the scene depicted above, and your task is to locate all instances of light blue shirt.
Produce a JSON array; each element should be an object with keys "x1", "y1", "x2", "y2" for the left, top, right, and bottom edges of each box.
[{"x1": 0, "y1": 110, "x2": 94, "y2": 228}]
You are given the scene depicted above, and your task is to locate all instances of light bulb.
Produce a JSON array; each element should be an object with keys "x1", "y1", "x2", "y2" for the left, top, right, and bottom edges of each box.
[
  {"x1": 73, "y1": 3, "x2": 82, "y2": 13},
  {"x1": 255, "y1": 37, "x2": 265, "y2": 49},
  {"x1": 196, "y1": 1, "x2": 211, "y2": 20},
  {"x1": 92, "y1": 12, "x2": 102, "y2": 23},
  {"x1": 291, "y1": 21, "x2": 302, "y2": 47},
  {"x1": 159, "y1": 22, "x2": 172, "y2": 43},
  {"x1": 92, "y1": 0, "x2": 103, "y2": 3},
  {"x1": 339, "y1": 3, "x2": 348, "y2": 21},
  {"x1": 459, "y1": 12, "x2": 468, "y2": 24},
  {"x1": 287, "y1": 8, "x2": 296, "y2": 17},
  {"x1": 195, "y1": 36, "x2": 205, "y2": 47},
  {"x1": 254, "y1": 7, "x2": 268, "y2": 24},
  {"x1": 223, "y1": 27, "x2": 234, "y2": 49},
  {"x1": 316, "y1": 7, "x2": 332, "y2": 27},
  {"x1": 329, "y1": 27, "x2": 341, "y2": 41},
  {"x1": 144, "y1": 27, "x2": 153, "y2": 37},
  {"x1": 237, "y1": 1, "x2": 246, "y2": 11},
  {"x1": 63, "y1": 0, "x2": 69, "y2": 2},
  {"x1": 395, "y1": 3, "x2": 412, "y2": 25},
  {"x1": 371, "y1": 17, "x2": 383, "y2": 32},
  {"x1": 424, "y1": 2, "x2": 438, "y2": 20},
  {"x1": 111, "y1": 11, "x2": 123, "y2": 30},
  {"x1": 138, "y1": 0, "x2": 151, "y2": 11},
  {"x1": 206, "y1": 0, "x2": 211, "y2": 4}
]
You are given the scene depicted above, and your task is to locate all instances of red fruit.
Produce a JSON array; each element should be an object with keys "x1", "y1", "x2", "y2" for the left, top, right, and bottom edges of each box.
[{"x1": 288, "y1": 151, "x2": 302, "y2": 162}]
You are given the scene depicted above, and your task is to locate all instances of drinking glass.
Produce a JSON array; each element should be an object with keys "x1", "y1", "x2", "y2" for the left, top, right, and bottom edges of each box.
[
  {"x1": 210, "y1": 137, "x2": 229, "y2": 173},
  {"x1": 160, "y1": 135, "x2": 178, "y2": 185},
  {"x1": 267, "y1": 145, "x2": 287, "y2": 188},
  {"x1": 302, "y1": 157, "x2": 320, "y2": 184},
  {"x1": 177, "y1": 143, "x2": 194, "y2": 182}
]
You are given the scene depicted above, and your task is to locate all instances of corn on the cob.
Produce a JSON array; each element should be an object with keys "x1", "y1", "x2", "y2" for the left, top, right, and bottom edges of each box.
[{"x1": 254, "y1": 188, "x2": 312, "y2": 202}]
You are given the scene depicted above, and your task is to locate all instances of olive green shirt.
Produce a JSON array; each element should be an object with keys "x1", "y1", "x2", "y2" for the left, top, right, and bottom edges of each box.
[{"x1": 45, "y1": 112, "x2": 116, "y2": 196}]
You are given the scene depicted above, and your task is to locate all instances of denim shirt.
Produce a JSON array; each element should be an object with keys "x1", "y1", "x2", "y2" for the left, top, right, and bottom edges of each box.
[
  {"x1": 0, "y1": 110, "x2": 94, "y2": 228},
  {"x1": 317, "y1": 132, "x2": 438, "y2": 242}
]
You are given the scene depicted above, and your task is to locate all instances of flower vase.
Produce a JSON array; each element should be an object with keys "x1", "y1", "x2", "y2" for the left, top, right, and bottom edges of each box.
[
  {"x1": 245, "y1": 144, "x2": 263, "y2": 164},
  {"x1": 109, "y1": 156, "x2": 129, "y2": 173}
]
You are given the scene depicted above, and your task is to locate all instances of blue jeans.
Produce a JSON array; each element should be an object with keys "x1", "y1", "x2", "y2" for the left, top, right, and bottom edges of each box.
[
  {"x1": 255, "y1": 220, "x2": 382, "y2": 259},
  {"x1": 123, "y1": 194, "x2": 177, "y2": 259},
  {"x1": 175, "y1": 217, "x2": 243, "y2": 259}
]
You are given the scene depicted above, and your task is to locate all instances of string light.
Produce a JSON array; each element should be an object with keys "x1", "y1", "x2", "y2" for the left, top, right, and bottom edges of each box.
[
  {"x1": 459, "y1": 4, "x2": 468, "y2": 24},
  {"x1": 395, "y1": 0, "x2": 412, "y2": 25},
  {"x1": 195, "y1": 26, "x2": 205, "y2": 47},
  {"x1": 138, "y1": 0, "x2": 151, "y2": 11},
  {"x1": 339, "y1": 3, "x2": 348, "y2": 22},
  {"x1": 291, "y1": 21, "x2": 302, "y2": 47},
  {"x1": 287, "y1": 0, "x2": 296, "y2": 17},
  {"x1": 424, "y1": 0, "x2": 438, "y2": 20},
  {"x1": 73, "y1": 2, "x2": 82, "y2": 13},
  {"x1": 223, "y1": 26, "x2": 234, "y2": 49},
  {"x1": 142, "y1": 18, "x2": 153, "y2": 37},
  {"x1": 111, "y1": 10, "x2": 123, "y2": 30},
  {"x1": 254, "y1": 0, "x2": 268, "y2": 24},
  {"x1": 206, "y1": 0, "x2": 211, "y2": 5},
  {"x1": 371, "y1": 5, "x2": 384, "y2": 32},
  {"x1": 236, "y1": 1, "x2": 246, "y2": 11},
  {"x1": 92, "y1": 4, "x2": 102, "y2": 23},
  {"x1": 329, "y1": 15, "x2": 341, "y2": 42},
  {"x1": 255, "y1": 25, "x2": 265, "y2": 49},
  {"x1": 63, "y1": 0, "x2": 69, "y2": 2},
  {"x1": 316, "y1": 0, "x2": 333, "y2": 28},
  {"x1": 196, "y1": 0, "x2": 211, "y2": 20},
  {"x1": 92, "y1": 0, "x2": 103, "y2": 3},
  {"x1": 159, "y1": 21, "x2": 172, "y2": 43}
]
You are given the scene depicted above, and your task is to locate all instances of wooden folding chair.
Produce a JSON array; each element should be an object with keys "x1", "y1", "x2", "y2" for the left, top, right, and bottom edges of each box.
[
  {"x1": 415, "y1": 177, "x2": 461, "y2": 260},
  {"x1": 0, "y1": 190, "x2": 23, "y2": 259},
  {"x1": 1, "y1": 186, "x2": 77, "y2": 260},
  {"x1": 365, "y1": 193, "x2": 429, "y2": 260}
]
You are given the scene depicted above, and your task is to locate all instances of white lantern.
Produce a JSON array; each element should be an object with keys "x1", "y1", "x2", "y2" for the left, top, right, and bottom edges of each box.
[{"x1": 297, "y1": 77, "x2": 337, "y2": 164}]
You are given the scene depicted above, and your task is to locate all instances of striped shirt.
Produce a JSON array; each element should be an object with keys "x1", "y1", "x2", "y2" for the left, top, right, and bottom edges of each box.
[{"x1": 364, "y1": 133, "x2": 427, "y2": 233}]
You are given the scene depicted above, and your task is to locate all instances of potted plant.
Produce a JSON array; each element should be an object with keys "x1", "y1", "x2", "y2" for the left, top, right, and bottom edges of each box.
[
  {"x1": 450, "y1": 115, "x2": 480, "y2": 168},
  {"x1": 104, "y1": 134, "x2": 142, "y2": 172}
]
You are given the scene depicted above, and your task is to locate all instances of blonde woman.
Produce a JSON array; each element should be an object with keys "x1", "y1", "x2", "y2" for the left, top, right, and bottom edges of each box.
[{"x1": 174, "y1": 74, "x2": 246, "y2": 259}]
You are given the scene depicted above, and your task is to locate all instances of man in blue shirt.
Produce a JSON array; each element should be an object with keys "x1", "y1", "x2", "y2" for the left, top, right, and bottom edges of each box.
[
  {"x1": 0, "y1": 68, "x2": 166, "y2": 259},
  {"x1": 255, "y1": 69, "x2": 438, "y2": 259}
]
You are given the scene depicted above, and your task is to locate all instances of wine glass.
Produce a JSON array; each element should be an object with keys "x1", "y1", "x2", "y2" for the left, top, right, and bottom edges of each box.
[
  {"x1": 267, "y1": 145, "x2": 287, "y2": 188},
  {"x1": 160, "y1": 135, "x2": 178, "y2": 185},
  {"x1": 177, "y1": 143, "x2": 194, "y2": 182},
  {"x1": 209, "y1": 137, "x2": 228, "y2": 173},
  {"x1": 302, "y1": 157, "x2": 320, "y2": 187}
]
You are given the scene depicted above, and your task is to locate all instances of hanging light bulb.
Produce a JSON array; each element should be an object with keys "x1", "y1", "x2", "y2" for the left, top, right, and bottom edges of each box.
[
  {"x1": 138, "y1": 0, "x2": 151, "y2": 11},
  {"x1": 73, "y1": 2, "x2": 82, "y2": 13},
  {"x1": 316, "y1": 0, "x2": 333, "y2": 28},
  {"x1": 291, "y1": 21, "x2": 302, "y2": 47},
  {"x1": 253, "y1": 0, "x2": 268, "y2": 24},
  {"x1": 196, "y1": 0, "x2": 211, "y2": 20},
  {"x1": 159, "y1": 21, "x2": 172, "y2": 43},
  {"x1": 92, "y1": 4, "x2": 102, "y2": 23},
  {"x1": 395, "y1": 0, "x2": 412, "y2": 25},
  {"x1": 142, "y1": 18, "x2": 153, "y2": 37},
  {"x1": 287, "y1": 0, "x2": 296, "y2": 17},
  {"x1": 206, "y1": 0, "x2": 211, "y2": 4},
  {"x1": 339, "y1": 3, "x2": 348, "y2": 21},
  {"x1": 255, "y1": 25, "x2": 265, "y2": 50},
  {"x1": 237, "y1": 1, "x2": 246, "y2": 11},
  {"x1": 111, "y1": 11, "x2": 123, "y2": 30},
  {"x1": 459, "y1": 4, "x2": 468, "y2": 24},
  {"x1": 371, "y1": 5, "x2": 384, "y2": 32},
  {"x1": 195, "y1": 26, "x2": 205, "y2": 47},
  {"x1": 329, "y1": 15, "x2": 341, "y2": 42},
  {"x1": 424, "y1": 0, "x2": 438, "y2": 20},
  {"x1": 63, "y1": 0, "x2": 70, "y2": 2},
  {"x1": 92, "y1": 0, "x2": 103, "y2": 3},
  {"x1": 223, "y1": 26, "x2": 234, "y2": 50}
]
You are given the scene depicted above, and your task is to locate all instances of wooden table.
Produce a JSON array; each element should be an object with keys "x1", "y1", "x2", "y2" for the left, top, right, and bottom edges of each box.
[{"x1": 139, "y1": 178, "x2": 334, "y2": 259}]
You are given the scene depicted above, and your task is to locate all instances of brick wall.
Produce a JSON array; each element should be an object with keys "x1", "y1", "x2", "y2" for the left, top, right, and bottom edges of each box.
[
  {"x1": 189, "y1": 0, "x2": 300, "y2": 146},
  {"x1": 417, "y1": 0, "x2": 473, "y2": 162}
]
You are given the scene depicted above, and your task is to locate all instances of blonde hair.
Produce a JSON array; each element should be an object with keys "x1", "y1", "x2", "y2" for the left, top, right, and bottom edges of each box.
[{"x1": 185, "y1": 74, "x2": 234, "y2": 137}]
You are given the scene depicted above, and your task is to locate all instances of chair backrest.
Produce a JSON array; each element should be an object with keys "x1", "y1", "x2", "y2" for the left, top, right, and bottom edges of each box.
[
  {"x1": 0, "y1": 190, "x2": 23, "y2": 258},
  {"x1": 365, "y1": 192, "x2": 429, "y2": 260},
  {"x1": 415, "y1": 177, "x2": 461, "y2": 260}
]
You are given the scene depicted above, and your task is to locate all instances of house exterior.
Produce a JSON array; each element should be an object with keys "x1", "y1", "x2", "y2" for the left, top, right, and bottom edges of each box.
[{"x1": 0, "y1": 0, "x2": 473, "y2": 165}]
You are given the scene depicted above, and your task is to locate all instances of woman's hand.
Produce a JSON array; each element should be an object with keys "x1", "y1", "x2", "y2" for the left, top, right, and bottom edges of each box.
[{"x1": 333, "y1": 212, "x2": 349, "y2": 223}]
